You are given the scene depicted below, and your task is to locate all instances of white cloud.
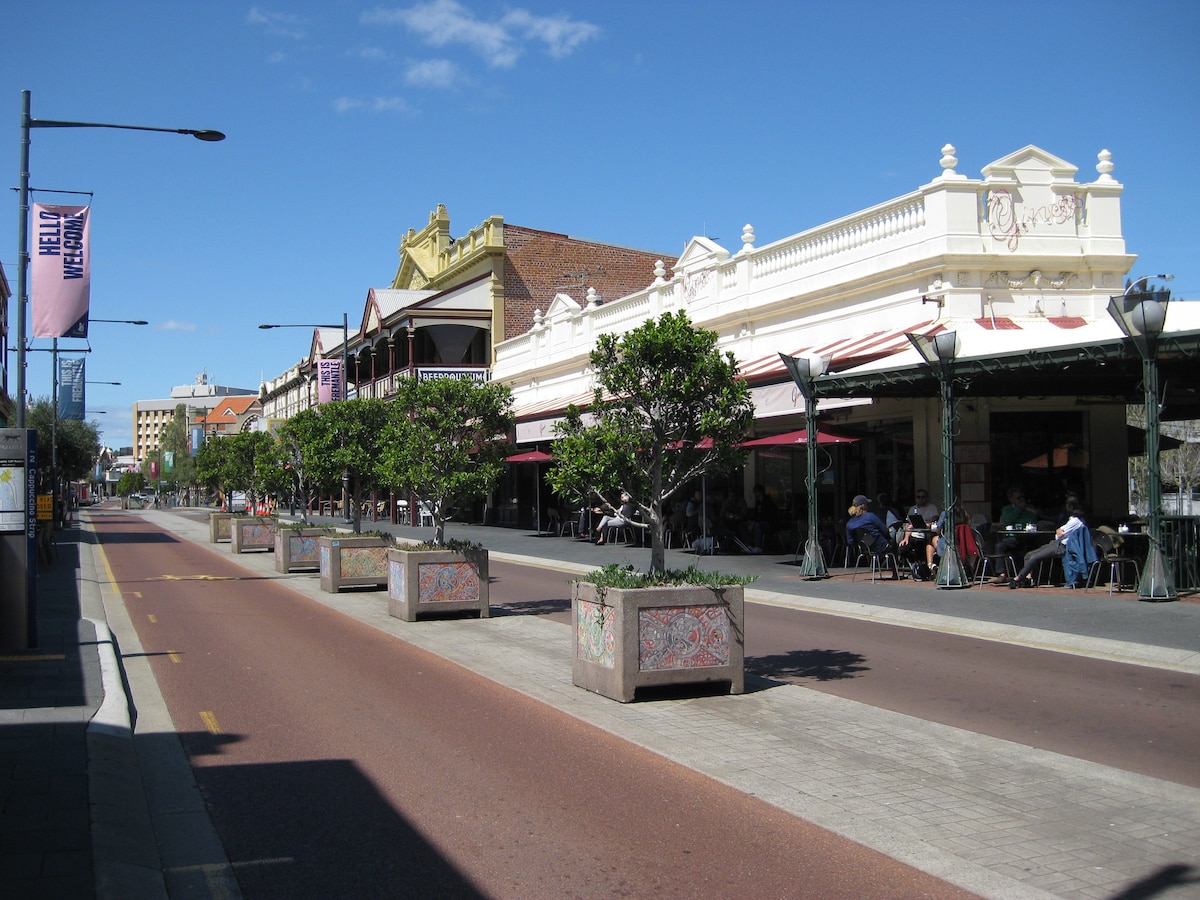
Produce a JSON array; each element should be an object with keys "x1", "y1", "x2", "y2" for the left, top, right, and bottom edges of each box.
[
  {"x1": 357, "y1": 46, "x2": 390, "y2": 62},
  {"x1": 361, "y1": 0, "x2": 599, "y2": 68},
  {"x1": 155, "y1": 321, "x2": 197, "y2": 332},
  {"x1": 334, "y1": 96, "x2": 411, "y2": 114},
  {"x1": 404, "y1": 58, "x2": 460, "y2": 89},
  {"x1": 246, "y1": 7, "x2": 306, "y2": 40}
]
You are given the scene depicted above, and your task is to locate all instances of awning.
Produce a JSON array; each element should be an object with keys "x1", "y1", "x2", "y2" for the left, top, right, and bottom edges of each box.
[
  {"x1": 740, "y1": 429, "x2": 859, "y2": 447},
  {"x1": 811, "y1": 309, "x2": 1200, "y2": 420},
  {"x1": 737, "y1": 322, "x2": 945, "y2": 383}
]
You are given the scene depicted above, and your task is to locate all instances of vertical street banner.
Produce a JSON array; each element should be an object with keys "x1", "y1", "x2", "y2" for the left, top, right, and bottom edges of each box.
[
  {"x1": 163, "y1": 451, "x2": 175, "y2": 475},
  {"x1": 190, "y1": 427, "x2": 204, "y2": 455},
  {"x1": 32, "y1": 204, "x2": 91, "y2": 339},
  {"x1": 57, "y1": 357, "x2": 86, "y2": 420},
  {"x1": 317, "y1": 358, "x2": 344, "y2": 403}
]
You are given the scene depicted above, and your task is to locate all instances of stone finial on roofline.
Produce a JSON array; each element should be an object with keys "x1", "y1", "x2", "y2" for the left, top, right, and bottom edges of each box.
[
  {"x1": 738, "y1": 224, "x2": 755, "y2": 254},
  {"x1": 939, "y1": 143, "x2": 966, "y2": 180},
  {"x1": 1095, "y1": 149, "x2": 1115, "y2": 183}
]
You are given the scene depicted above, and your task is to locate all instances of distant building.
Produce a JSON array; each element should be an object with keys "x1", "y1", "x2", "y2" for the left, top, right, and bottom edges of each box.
[
  {"x1": 133, "y1": 371, "x2": 258, "y2": 461},
  {"x1": 260, "y1": 205, "x2": 674, "y2": 419}
]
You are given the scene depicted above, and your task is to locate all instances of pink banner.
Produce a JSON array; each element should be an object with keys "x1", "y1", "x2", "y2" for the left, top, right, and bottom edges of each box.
[
  {"x1": 317, "y1": 358, "x2": 344, "y2": 403},
  {"x1": 32, "y1": 203, "x2": 91, "y2": 338}
]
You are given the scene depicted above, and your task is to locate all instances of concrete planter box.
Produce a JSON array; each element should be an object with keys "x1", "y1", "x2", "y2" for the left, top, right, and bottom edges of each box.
[
  {"x1": 274, "y1": 528, "x2": 330, "y2": 572},
  {"x1": 387, "y1": 547, "x2": 490, "y2": 621},
  {"x1": 319, "y1": 535, "x2": 389, "y2": 592},
  {"x1": 230, "y1": 516, "x2": 278, "y2": 553},
  {"x1": 572, "y1": 581, "x2": 744, "y2": 702},
  {"x1": 208, "y1": 512, "x2": 235, "y2": 543}
]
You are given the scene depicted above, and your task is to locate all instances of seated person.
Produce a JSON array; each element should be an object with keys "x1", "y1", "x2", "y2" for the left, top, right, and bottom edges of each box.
[
  {"x1": 909, "y1": 489, "x2": 939, "y2": 525},
  {"x1": 897, "y1": 490, "x2": 938, "y2": 571},
  {"x1": 996, "y1": 487, "x2": 1039, "y2": 556},
  {"x1": 846, "y1": 494, "x2": 898, "y2": 576},
  {"x1": 1010, "y1": 500, "x2": 1086, "y2": 588},
  {"x1": 875, "y1": 491, "x2": 904, "y2": 542},
  {"x1": 685, "y1": 488, "x2": 707, "y2": 535},
  {"x1": 747, "y1": 484, "x2": 778, "y2": 549},
  {"x1": 594, "y1": 493, "x2": 637, "y2": 544}
]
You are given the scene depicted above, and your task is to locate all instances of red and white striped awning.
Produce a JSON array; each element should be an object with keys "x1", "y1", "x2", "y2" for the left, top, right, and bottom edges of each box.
[{"x1": 737, "y1": 322, "x2": 947, "y2": 383}]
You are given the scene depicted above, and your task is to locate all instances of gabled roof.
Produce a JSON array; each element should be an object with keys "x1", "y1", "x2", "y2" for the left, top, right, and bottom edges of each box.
[
  {"x1": 363, "y1": 287, "x2": 439, "y2": 333},
  {"x1": 197, "y1": 395, "x2": 260, "y2": 425}
]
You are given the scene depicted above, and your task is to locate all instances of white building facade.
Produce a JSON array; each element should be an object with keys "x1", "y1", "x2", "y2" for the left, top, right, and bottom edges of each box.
[{"x1": 493, "y1": 144, "x2": 1196, "y2": 525}]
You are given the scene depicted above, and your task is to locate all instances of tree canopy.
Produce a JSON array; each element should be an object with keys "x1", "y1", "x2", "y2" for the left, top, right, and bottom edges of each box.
[
  {"x1": 379, "y1": 376, "x2": 514, "y2": 545},
  {"x1": 26, "y1": 397, "x2": 102, "y2": 488},
  {"x1": 547, "y1": 311, "x2": 753, "y2": 573}
]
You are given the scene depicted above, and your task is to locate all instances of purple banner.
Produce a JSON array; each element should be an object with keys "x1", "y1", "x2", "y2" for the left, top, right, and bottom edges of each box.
[
  {"x1": 32, "y1": 204, "x2": 91, "y2": 338},
  {"x1": 317, "y1": 358, "x2": 344, "y2": 404}
]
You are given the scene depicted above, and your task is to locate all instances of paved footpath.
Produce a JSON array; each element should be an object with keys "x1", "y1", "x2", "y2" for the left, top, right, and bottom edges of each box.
[{"x1": 8, "y1": 505, "x2": 1200, "y2": 898}]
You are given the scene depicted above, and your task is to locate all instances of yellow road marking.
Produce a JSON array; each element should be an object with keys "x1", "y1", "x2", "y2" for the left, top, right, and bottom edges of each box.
[
  {"x1": 168, "y1": 650, "x2": 182, "y2": 663},
  {"x1": 0, "y1": 654, "x2": 66, "y2": 662},
  {"x1": 95, "y1": 541, "x2": 122, "y2": 600},
  {"x1": 148, "y1": 614, "x2": 157, "y2": 623},
  {"x1": 158, "y1": 574, "x2": 236, "y2": 581},
  {"x1": 200, "y1": 711, "x2": 222, "y2": 734}
]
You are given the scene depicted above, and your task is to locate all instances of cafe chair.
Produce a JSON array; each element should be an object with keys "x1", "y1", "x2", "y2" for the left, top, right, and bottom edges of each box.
[
  {"x1": 973, "y1": 526, "x2": 1016, "y2": 586},
  {"x1": 556, "y1": 509, "x2": 579, "y2": 538},
  {"x1": 850, "y1": 529, "x2": 900, "y2": 583},
  {"x1": 1085, "y1": 531, "x2": 1142, "y2": 594}
]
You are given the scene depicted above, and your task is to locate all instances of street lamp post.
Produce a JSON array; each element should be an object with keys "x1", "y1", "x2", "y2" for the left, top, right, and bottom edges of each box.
[
  {"x1": 1107, "y1": 274, "x2": 1176, "y2": 601},
  {"x1": 259, "y1": 313, "x2": 352, "y2": 523},
  {"x1": 780, "y1": 353, "x2": 832, "y2": 579},
  {"x1": 906, "y1": 331, "x2": 968, "y2": 589},
  {"x1": 15, "y1": 89, "x2": 223, "y2": 427},
  {"x1": 257, "y1": 312, "x2": 350, "y2": 405}
]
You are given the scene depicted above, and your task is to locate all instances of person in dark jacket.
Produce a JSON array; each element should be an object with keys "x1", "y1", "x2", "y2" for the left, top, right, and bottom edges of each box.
[{"x1": 846, "y1": 495, "x2": 894, "y2": 555}]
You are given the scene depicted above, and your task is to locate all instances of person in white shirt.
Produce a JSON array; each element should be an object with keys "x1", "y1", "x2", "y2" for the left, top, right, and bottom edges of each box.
[
  {"x1": 908, "y1": 489, "x2": 939, "y2": 525},
  {"x1": 1010, "y1": 501, "x2": 1086, "y2": 588}
]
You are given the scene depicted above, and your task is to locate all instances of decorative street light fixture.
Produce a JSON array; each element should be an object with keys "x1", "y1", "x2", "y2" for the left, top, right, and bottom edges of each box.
[
  {"x1": 1107, "y1": 273, "x2": 1176, "y2": 601},
  {"x1": 257, "y1": 312, "x2": 351, "y2": 403},
  {"x1": 15, "y1": 89, "x2": 223, "y2": 426},
  {"x1": 779, "y1": 352, "x2": 832, "y2": 579},
  {"x1": 905, "y1": 330, "x2": 968, "y2": 589}
]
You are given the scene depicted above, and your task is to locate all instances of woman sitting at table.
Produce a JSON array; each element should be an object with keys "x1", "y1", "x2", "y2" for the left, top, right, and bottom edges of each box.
[
  {"x1": 1009, "y1": 499, "x2": 1087, "y2": 588},
  {"x1": 594, "y1": 492, "x2": 636, "y2": 545}
]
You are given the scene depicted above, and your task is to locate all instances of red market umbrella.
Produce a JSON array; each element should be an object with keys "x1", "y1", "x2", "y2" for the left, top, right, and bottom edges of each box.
[
  {"x1": 505, "y1": 449, "x2": 554, "y2": 532},
  {"x1": 1020, "y1": 444, "x2": 1089, "y2": 470},
  {"x1": 504, "y1": 450, "x2": 554, "y2": 464},
  {"x1": 740, "y1": 429, "x2": 859, "y2": 447}
]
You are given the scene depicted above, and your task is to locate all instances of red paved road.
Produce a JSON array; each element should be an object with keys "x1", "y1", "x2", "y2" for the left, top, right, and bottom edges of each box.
[
  {"x1": 493, "y1": 559, "x2": 1200, "y2": 789},
  {"x1": 94, "y1": 510, "x2": 974, "y2": 899}
]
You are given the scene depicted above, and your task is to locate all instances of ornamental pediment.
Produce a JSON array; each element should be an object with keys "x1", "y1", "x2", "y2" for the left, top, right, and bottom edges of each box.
[
  {"x1": 981, "y1": 145, "x2": 1078, "y2": 187},
  {"x1": 672, "y1": 236, "x2": 729, "y2": 274},
  {"x1": 543, "y1": 292, "x2": 581, "y2": 323}
]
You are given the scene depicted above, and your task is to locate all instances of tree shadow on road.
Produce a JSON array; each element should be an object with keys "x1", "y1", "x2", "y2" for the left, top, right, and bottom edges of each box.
[{"x1": 745, "y1": 648, "x2": 869, "y2": 685}]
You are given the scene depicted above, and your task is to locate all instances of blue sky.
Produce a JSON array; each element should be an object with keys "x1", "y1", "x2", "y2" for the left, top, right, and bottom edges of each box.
[{"x1": 5, "y1": 1, "x2": 1198, "y2": 451}]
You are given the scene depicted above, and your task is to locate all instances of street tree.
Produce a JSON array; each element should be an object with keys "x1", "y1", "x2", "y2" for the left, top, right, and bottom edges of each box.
[
  {"x1": 547, "y1": 311, "x2": 753, "y2": 574},
  {"x1": 379, "y1": 376, "x2": 514, "y2": 546},
  {"x1": 285, "y1": 398, "x2": 392, "y2": 533},
  {"x1": 26, "y1": 397, "x2": 102, "y2": 490},
  {"x1": 276, "y1": 409, "x2": 328, "y2": 523}
]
